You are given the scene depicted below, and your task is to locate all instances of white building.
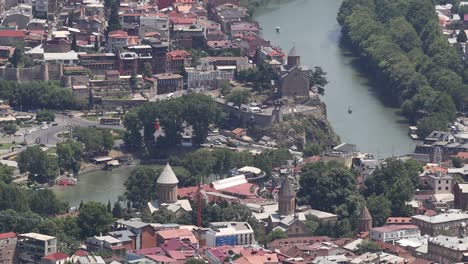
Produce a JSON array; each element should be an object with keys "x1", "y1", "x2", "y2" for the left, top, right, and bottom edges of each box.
[
  {"x1": 186, "y1": 67, "x2": 234, "y2": 89},
  {"x1": 427, "y1": 173, "x2": 453, "y2": 194},
  {"x1": 139, "y1": 14, "x2": 169, "y2": 40},
  {"x1": 370, "y1": 225, "x2": 420, "y2": 243},
  {"x1": 17, "y1": 233, "x2": 57, "y2": 264},
  {"x1": 206, "y1": 222, "x2": 254, "y2": 247}
]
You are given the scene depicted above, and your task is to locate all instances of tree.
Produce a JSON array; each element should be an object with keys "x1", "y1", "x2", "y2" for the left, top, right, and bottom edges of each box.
[
  {"x1": 182, "y1": 149, "x2": 215, "y2": 178},
  {"x1": 124, "y1": 167, "x2": 161, "y2": 209},
  {"x1": 29, "y1": 189, "x2": 67, "y2": 216},
  {"x1": 150, "y1": 207, "x2": 177, "y2": 224},
  {"x1": 185, "y1": 259, "x2": 205, "y2": 264},
  {"x1": 0, "y1": 182, "x2": 29, "y2": 212},
  {"x1": 355, "y1": 240, "x2": 381, "y2": 255},
  {"x1": 457, "y1": 29, "x2": 467, "y2": 43},
  {"x1": 219, "y1": 82, "x2": 232, "y2": 96},
  {"x1": 226, "y1": 89, "x2": 250, "y2": 108},
  {"x1": 10, "y1": 47, "x2": 22, "y2": 68},
  {"x1": 107, "y1": 2, "x2": 122, "y2": 31},
  {"x1": 77, "y1": 201, "x2": 114, "y2": 238},
  {"x1": 129, "y1": 72, "x2": 137, "y2": 90},
  {"x1": 73, "y1": 127, "x2": 113, "y2": 156},
  {"x1": 366, "y1": 194, "x2": 391, "y2": 227},
  {"x1": 303, "y1": 143, "x2": 324, "y2": 157},
  {"x1": 112, "y1": 201, "x2": 123, "y2": 218},
  {"x1": 298, "y1": 161, "x2": 360, "y2": 216},
  {"x1": 266, "y1": 229, "x2": 287, "y2": 242},
  {"x1": 17, "y1": 146, "x2": 58, "y2": 182},
  {"x1": 57, "y1": 140, "x2": 83, "y2": 174},
  {"x1": 68, "y1": 11, "x2": 74, "y2": 27},
  {"x1": 0, "y1": 164, "x2": 14, "y2": 184},
  {"x1": 452, "y1": 156, "x2": 464, "y2": 168},
  {"x1": 107, "y1": 200, "x2": 112, "y2": 213},
  {"x1": 182, "y1": 94, "x2": 223, "y2": 145},
  {"x1": 94, "y1": 35, "x2": 99, "y2": 52},
  {"x1": 143, "y1": 63, "x2": 153, "y2": 78},
  {"x1": 2, "y1": 123, "x2": 17, "y2": 135},
  {"x1": 309, "y1": 66, "x2": 328, "y2": 95},
  {"x1": 365, "y1": 158, "x2": 421, "y2": 216},
  {"x1": 36, "y1": 110, "x2": 56, "y2": 123},
  {"x1": 417, "y1": 113, "x2": 448, "y2": 138},
  {"x1": 71, "y1": 34, "x2": 78, "y2": 51}
]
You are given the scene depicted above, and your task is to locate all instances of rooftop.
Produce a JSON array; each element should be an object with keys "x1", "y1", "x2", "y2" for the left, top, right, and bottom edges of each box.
[
  {"x1": 20, "y1": 232, "x2": 55, "y2": 241},
  {"x1": 412, "y1": 211, "x2": 468, "y2": 223},
  {"x1": 157, "y1": 163, "x2": 179, "y2": 185},
  {"x1": 372, "y1": 225, "x2": 419, "y2": 233}
]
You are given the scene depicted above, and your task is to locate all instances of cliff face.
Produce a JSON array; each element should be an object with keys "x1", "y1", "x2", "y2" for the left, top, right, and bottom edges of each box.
[{"x1": 267, "y1": 112, "x2": 340, "y2": 150}]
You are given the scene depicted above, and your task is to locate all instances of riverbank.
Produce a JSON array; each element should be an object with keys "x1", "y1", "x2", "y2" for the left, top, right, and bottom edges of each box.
[
  {"x1": 337, "y1": 0, "x2": 461, "y2": 139},
  {"x1": 254, "y1": 0, "x2": 415, "y2": 156}
]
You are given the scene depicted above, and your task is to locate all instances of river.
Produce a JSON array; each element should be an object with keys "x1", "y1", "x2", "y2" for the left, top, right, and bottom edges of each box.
[
  {"x1": 53, "y1": 0, "x2": 416, "y2": 206},
  {"x1": 52, "y1": 167, "x2": 133, "y2": 207},
  {"x1": 255, "y1": 0, "x2": 415, "y2": 158}
]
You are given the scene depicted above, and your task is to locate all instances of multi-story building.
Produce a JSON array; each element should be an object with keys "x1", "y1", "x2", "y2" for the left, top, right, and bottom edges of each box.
[
  {"x1": 0, "y1": 232, "x2": 17, "y2": 264},
  {"x1": 206, "y1": 222, "x2": 254, "y2": 247},
  {"x1": 166, "y1": 50, "x2": 190, "y2": 73},
  {"x1": 454, "y1": 183, "x2": 468, "y2": 210},
  {"x1": 412, "y1": 211, "x2": 468, "y2": 236},
  {"x1": 107, "y1": 30, "x2": 128, "y2": 52},
  {"x1": 17, "y1": 233, "x2": 57, "y2": 264},
  {"x1": 78, "y1": 53, "x2": 117, "y2": 74},
  {"x1": 186, "y1": 67, "x2": 234, "y2": 89},
  {"x1": 427, "y1": 235, "x2": 468, "y2": 264},
  {"x1": 147, "y1": 38, "x2": 169, "y2": 74},
  {"x1": 197, "y1": 56, "x2": 251, "y2": 71},
  {"x1": 427, "y1": 173, "x2": 453, "y2": 194},
  {"x1": 154, "y1": 73, "x2": 183, "y2": 94},
  {"x1": 139, "y1": 13, "x2": 169, "y2": 40},
  {"x1": 370, "y1": 225, "x2": 420, "y2": 243}
]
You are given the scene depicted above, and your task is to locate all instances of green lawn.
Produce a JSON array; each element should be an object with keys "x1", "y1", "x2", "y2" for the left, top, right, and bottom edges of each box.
[
  {"x1": 0, "y1": 142, "x2": 16, "y2": 150},
  {"x1": 81, "y1": 115, "x2": 99, "y2": 122}
]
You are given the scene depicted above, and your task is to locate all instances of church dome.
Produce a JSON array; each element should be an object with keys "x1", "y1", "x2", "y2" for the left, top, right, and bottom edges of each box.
[{"x1": 157, "y1": 163, "x2": 179, "y2": 185}]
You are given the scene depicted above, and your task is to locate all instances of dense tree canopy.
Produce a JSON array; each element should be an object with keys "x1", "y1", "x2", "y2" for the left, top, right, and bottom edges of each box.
[
  {"x1": 17, "y1": 146, "x2": 58, "y2": 182},
  {"x1": 123, "y1": 94, "x2": 223, "y2": 149},
  {"x1": 364, "y1": 158, "x2": 422, "y2": 216},
  {"x1": 36, "y1": 110, "x2": 56, "y2": 123},
  {"x1": 338, "y1": 0, "x2": 464, "y2": 131},
  {"x1": 73, "y1": 127, "x2": 113, "y2": 156},
  {"x1": 0, "y1": 81, "x2": 77, "y2": 110},
  {"x1": 57, "y1": 140, "x2": 83, "y2": 174},
  {"x1": 77, "y1": 201, "x2": 114, "y2": 238}
]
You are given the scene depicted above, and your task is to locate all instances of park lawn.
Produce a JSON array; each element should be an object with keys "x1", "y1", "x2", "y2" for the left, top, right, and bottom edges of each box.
[
  {"x1": 81, "y1": 115, "x2": 99, "y2": 122},
  {"x1": 0, "y1": 142, "x2": 15, "y2": 150}
]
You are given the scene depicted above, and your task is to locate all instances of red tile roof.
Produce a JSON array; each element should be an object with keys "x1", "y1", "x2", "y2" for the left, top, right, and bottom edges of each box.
[
  {"x1": 0, "y1": 30, "x2": 25, "y2": 38},
  {"x1": 0, "y1": 232, "x2": 16, "y2": 240},
  {"x1": 386, "y1": 217, "x2": 412, "y2": 225},
  {"x1": 221, "y1": 182, "x2": 256, "y2": 197},
  {"x1": 167, "y1": 49, "x2": 191, "y2": 59},
  {"x1": 73, "y1": 250, "x2": 87, "y2": 257},
  {"x1": 42, "y1": 252, "x2": 68, "y2": 261}
]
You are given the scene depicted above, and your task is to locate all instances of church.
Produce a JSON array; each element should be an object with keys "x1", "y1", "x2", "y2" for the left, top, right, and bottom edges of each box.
[
  {"x1": 253, "y1": 176, "x2": 338, "y2": 238},
  {"x1": 277, "y1": 45, "x2": 311, "y2": 98},
  {"x1": 147, "y1": 163, "x2": 193, "y2": 216}
]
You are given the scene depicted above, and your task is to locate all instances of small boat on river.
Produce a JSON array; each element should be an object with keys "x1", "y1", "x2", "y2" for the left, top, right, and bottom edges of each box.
[{"x1": 348, "y1": 106, "x2": 352, "y2": 114}]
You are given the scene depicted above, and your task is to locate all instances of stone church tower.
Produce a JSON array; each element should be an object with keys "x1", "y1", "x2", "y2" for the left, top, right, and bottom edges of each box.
[
  {"x1": 157, "y1": 163, "x2": 179, "y2": 203},
  {"x1": 287, "y1": 44, "x2": 301, "y2": 69},
  {"x1": 278, "y1": 177, "x2": 296, "y2": 216},
  {"x1": 357, "y1": 205, "x2": 373, "y2": 234}
]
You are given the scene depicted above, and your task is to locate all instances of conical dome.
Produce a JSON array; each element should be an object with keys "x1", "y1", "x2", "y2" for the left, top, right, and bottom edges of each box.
[
  {"x1": 359, "y1": 205, "x2": 372, "y2": 221},
  {"x1": 278, "y1": 177, "x2": 295, "y2": 197},
  {"x1": 288, "y1": 44, "x2": 298, "y2": 57},
  {"x1": 157, "y1": 163, "x2": 179, "y2": 185}
]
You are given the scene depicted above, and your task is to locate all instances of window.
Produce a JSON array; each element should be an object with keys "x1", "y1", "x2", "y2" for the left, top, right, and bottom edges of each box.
[
  {"x1": 446, "y1": 187, "x2": 449, "y2": 190},
  {"x1": 438, "y1": 187, "x2": 442, "y2": 190}
]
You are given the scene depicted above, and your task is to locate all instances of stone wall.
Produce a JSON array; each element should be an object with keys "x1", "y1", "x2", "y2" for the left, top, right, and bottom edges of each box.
[{"x1": 0, "y1": 63, "x2": 63, "y2": 82}]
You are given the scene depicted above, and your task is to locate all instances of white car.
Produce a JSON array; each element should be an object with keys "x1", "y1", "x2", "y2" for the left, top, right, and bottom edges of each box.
[
  {"x1": 40, "y1": 125, "x2": 48, "y2": 130},
  {"x1": 29, "y1": 128, "x2": 37, "y2": 133}
]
